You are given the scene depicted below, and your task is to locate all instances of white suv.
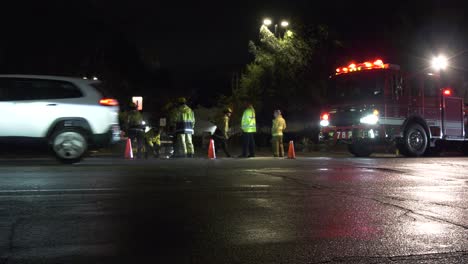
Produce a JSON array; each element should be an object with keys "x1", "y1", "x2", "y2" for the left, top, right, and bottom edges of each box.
[{"x1": 0, "y1": 75, "x2": 120, "y2": 163}]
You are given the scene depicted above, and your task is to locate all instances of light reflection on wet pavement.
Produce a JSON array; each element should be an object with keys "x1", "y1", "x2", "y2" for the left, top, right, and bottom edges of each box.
[{"x1": 0, "y1": 156, "x2": 466, "y2": 263}]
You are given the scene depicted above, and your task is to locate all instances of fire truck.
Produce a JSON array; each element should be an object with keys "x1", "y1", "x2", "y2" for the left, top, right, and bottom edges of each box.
[{"x1": 319, "y1": 59, "x2": 467, "y2": 157}]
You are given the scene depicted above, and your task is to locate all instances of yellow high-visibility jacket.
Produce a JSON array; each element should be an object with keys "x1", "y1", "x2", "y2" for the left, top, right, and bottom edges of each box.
[
  {"x1": 216, "y1": 114, "x2": 230, "y2": 138},
  {"x1": 272, "y1": 115, "x2": 286, "y2": 136},
  {"x1": 241, "y1": 107, "x2": 256, "y2": 133},
  {"x1": 174, "y1": 104, "x2": 195, "y2": 134}
]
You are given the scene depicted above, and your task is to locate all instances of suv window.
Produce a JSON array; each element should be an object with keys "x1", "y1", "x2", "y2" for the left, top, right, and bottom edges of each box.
[{"x1": 0, "y1": 78, "x2": 83, "y2": 101}]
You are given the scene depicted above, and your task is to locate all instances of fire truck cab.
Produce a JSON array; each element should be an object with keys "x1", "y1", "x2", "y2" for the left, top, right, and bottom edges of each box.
[{"x1": 319, "y1": 59, "x2": 466, "y2": 157}]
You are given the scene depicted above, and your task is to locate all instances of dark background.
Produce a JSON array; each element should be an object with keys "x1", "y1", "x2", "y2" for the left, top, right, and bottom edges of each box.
[{"x1": 1, "y1": 0, "x2": 468, "y2": 110}]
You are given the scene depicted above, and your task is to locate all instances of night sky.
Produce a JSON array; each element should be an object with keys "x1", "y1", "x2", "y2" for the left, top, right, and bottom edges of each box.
[{"x1": 1, "y1": 0, "x2": 468, "y2": 108}]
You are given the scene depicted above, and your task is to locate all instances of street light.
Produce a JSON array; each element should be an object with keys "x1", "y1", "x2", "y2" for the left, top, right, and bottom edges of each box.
[
  {"x1": 263, "y1": 18, "x2": 272, "y2": 26},
  {"x1": 431, "y1": 55, "x2": 448, "y2": 71},
  {"x1": 262, "y1": 18, "x2": 290, "y2": 38}
]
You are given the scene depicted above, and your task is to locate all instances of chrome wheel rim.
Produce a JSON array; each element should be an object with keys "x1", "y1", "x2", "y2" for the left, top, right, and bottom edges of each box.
[
  {"x1": 409, "y1": 130, "x2": 424, "y2": 151},
  {"x1": 53, "y1": 132, "x2": 87, "y2": 160}
]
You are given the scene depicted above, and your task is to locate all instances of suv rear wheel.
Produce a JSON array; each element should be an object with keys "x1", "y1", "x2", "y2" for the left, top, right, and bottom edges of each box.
[{"x1": 51, "y1": 128, "x2": 88, "y2": 164}]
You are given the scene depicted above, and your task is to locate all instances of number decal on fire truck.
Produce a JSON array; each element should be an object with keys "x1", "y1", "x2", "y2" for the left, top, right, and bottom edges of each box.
[{"x1": 335, "y1": 131, "x2": 352, "y2": 140}]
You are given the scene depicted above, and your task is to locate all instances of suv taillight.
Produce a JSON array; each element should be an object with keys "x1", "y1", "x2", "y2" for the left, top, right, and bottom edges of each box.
[{"x1": 99, "y1": 98, "x2": 119, "y2": 106}]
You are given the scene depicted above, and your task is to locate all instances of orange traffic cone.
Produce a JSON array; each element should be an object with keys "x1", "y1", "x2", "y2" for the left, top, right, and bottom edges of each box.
[
  {"x1": 124, "y1": 138, "x2": 134, "y2": 159},
  {"x1": 287, "y1": 140, "x2": 296, "y2": 159},
  {"x1": 208, "y1": 139, "x2": 216, "y2": 159}
]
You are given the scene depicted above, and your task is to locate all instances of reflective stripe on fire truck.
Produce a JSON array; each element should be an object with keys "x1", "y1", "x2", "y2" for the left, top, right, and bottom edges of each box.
[
  {"x1": 444, "y1": 122, "x2": 463, "y2": 129},
  {"x1": 380, "y1": 118, "x2": 446, "y2": 128},
  {"x1": 379, "y1": 118, "x2": 404, "y2": 126}
]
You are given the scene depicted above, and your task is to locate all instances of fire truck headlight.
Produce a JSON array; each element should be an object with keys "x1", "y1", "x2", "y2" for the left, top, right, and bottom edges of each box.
[
  {"x1": 320, "y1": 120, "x2": 330, "y2": 127},
  {"x1": 360, "y1": 114, "x2": 379, "y2": 125}
]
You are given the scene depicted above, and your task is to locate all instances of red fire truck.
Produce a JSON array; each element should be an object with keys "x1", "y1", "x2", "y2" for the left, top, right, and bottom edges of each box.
[{"x1": 319, "y1": 59, "x2": 467, "y2": 157}]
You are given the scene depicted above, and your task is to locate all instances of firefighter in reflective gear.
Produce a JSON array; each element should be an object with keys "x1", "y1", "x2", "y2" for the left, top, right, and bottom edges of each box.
[
  {"x1": 271, "y1": 109, "x2": 287, "y2": 157},
  {"x1": 240, "y1": 103, "x2": 256, "y2": 157},
  {"x1": 213, "y1": 107, "x2": 232, "y2": 157},
  {"x1": 120, "y1": 102, "x2": 144, "y2": 158},
  {"x1": 144, "y1": 127, "x2": 161, "y2": 159},
  {"x1": 173, "y1": 97, "x2": 195, "y2": 158}
]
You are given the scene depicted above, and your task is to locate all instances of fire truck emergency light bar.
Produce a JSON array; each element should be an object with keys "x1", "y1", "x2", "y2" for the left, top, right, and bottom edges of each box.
[{"x1": 335, "y1": 59, "x2": 388, "y2": 75}]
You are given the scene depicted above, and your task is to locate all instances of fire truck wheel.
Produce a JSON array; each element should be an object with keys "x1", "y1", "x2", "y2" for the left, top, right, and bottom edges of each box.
[
  {"x1": 403, "y1": 123, "x2": 428, "y2": 157},
  {"x1": 348, "y1": 143, "x2": 372, "y2": 157}
]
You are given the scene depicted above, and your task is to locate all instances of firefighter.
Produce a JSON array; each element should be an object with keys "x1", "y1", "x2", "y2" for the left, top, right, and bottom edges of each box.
[
  {"x1": 173, "y1": 97, "x2": 195, "y2": 158},
  {"x1": 165, "y1": 100, "x2": 179, "y2": 157},
  {"x1": 145, "y1": 127, "x2": 161, "y2": 159},
  {"x1": 240, "y1": 102, "x2": 256, "y2": 158},
  {"x1": 213, "y1": 107, "x2": 232, "y2": 157},
  {"x1": 120, "y1": 102, "x2": 144, "y2": 158},
  {"x1": 271, "y1": 109, "x2": 287, "y2": 157}
]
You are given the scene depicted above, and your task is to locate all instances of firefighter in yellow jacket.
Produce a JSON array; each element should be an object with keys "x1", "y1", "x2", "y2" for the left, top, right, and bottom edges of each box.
[
  {"x1": 240, "y1": 103, "x2": 256, "y2": 158},
  {"x1": 213, "y1": 107, "x2": 232, "y2": 157},
  {"x1": 144, "y1": 127, "x2": 161, "y2": 159},
  {"x1": 119, "y1": 102, "x2": 144, "y2": 158},
  {"x1": 172, "y1": 97, "x2": 195, "y2": 158},
  {"x1": 271, "y1": 109, "x2": 287, "y2": 157}
]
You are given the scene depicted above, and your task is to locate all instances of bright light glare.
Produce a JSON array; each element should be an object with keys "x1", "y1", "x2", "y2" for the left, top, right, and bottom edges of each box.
[
  {"x1": 360, "y1": 114, "x2": 379, "y2": 125},
  {"x1": 320, "y1": 120, "x2": 329, "y2": 127},
  {"x1": 280, "y1": 21, "x2": 289, "y2": 27},
  {"x1": 142, "y1": 121, "x2": 146, "y2": 125},
  {"x1": 263, "y1": 18, "x2": 272, "y2": 26},
  {"x1": 432, "y1": 55, "x2": 448, "y2": 70},
  {"x1": 93, "y1": 76, "x2": 98, "y2": 80}
]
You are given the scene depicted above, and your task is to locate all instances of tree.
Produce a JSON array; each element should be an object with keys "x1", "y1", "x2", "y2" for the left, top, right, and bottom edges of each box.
[{"x1": 232, "y1": 24, "x2": 339, "y2": 125}]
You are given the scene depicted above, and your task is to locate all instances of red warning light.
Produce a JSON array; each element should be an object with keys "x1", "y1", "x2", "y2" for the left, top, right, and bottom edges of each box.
[
  {"x1": 335, "y1": 59, "x2": 387, "y2": 75},
  {"x1": 374, "y1": 59, "x2": 384, "y2": 66},
  {"x1": 443, "y1": 89, "x2": 452, "y2": 96},
  {"x1": 321, "y1": 113, "x2": 329, "y2": 120}
]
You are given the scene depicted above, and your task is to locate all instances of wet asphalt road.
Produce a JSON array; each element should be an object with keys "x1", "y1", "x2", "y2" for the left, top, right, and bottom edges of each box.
[{"x1": 0, "y1": 156, "x2": 467, "y2": 263}]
